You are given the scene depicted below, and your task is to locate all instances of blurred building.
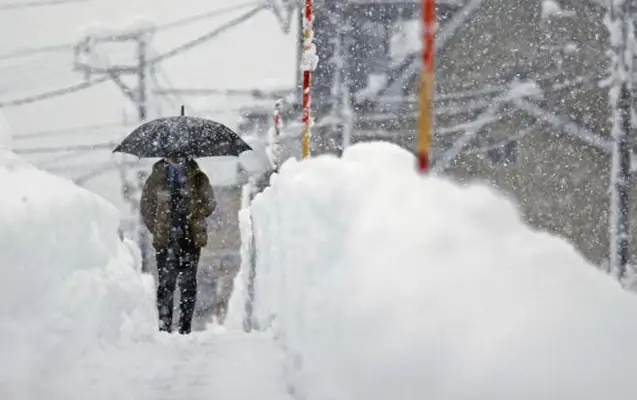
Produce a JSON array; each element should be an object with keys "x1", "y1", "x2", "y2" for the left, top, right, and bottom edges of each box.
[{"x1": 238, "y1": 0, "x2": 635, "y2": 268}]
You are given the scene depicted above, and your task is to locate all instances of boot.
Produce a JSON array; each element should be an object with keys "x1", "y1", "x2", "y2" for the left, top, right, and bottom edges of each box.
[
  {"x1": 178, "y1": 321, "x2": 192, "y2": 335},
  {"x1": 158, "y1": 303, "x2": 173, "y2": 332}
]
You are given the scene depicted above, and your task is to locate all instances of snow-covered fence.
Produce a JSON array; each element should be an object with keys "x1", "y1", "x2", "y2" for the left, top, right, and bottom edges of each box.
[
  {"x1": 231, "y1": 98, "x2": 287, "y2": 331},
  {"x1": 236, "y1": 177, "x2": 259, "y2": 331}
]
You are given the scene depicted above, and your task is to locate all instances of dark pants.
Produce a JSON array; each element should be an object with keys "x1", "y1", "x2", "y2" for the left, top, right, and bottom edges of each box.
[{"x1": 156, "y1": 245, "x2": 201, "y2": 334}]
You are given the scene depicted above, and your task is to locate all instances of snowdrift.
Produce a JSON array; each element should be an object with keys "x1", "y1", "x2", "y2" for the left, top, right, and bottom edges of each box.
[
  {"x1": 0, "y1": 150, "x2": 156, "y2": 398},
  {"x1": 235, "y1": 141, "x2": 637, "y2": 400}
]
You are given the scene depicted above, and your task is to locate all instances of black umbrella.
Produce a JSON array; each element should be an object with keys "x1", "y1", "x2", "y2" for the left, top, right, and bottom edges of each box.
[{"x1": 113, "y1": 106, "x2": 252, "y2": 158}]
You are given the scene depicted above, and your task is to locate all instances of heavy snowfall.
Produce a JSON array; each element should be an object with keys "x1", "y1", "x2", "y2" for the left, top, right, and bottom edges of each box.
[
  {"x1": 2, "y1": 0, "x2": 637, "y2": 399},
  {"x1": 5, "y1": 135, "x2": 637, "y2": 399}
]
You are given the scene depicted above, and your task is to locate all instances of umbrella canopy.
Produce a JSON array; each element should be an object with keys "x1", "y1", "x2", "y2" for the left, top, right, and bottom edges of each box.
[{"x1": 113, "y1": 114, "x2": 252, "y2": 158}]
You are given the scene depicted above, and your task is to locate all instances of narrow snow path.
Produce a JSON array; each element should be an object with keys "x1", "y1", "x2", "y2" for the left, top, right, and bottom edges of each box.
[{"x1": 38, "y1": 328, "x2": 294, "y2": 400}]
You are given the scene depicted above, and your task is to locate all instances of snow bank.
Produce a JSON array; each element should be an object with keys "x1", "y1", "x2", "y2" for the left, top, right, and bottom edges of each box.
[
  {"x1": 0, "y1": 150, "x2": 156, "y2": 398},
  {"x1": 226, "y1": 180, "x2": 256, "y2": 332},
  {"x1": 236, "y1": 141, "x2": 637, "y2": 400}
]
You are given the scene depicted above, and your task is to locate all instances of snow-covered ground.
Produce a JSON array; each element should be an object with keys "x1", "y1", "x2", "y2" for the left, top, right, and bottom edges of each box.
[
  {"x1": 5, "y1": 137, "x2": 637, "y2": 399},
  {"x1": 46, "y1": 328, "x2": 292, "y2": 400},
  {"x1": 232, "y1": 141, "x2": 637, "y2": 400}
]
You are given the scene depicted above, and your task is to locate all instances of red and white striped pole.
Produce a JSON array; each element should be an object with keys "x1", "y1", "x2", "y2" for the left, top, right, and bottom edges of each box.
[
  {"x1": 273, "y1": 99, "x2": 281, "y2": 137},
  {"x1": 417, "y1": 0, "x2": 435, "y2": 173},
  {"x1": 300, "y1": 0, "x2": 317, "y2": 159},
  {"x1": 268, "y1": 99, "x2": 282, "y2": 170}
]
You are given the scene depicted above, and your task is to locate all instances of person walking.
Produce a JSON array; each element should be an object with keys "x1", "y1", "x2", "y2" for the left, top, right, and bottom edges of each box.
[{"x1": 140, "y1": 154, "x2": 216, "y2": 334}]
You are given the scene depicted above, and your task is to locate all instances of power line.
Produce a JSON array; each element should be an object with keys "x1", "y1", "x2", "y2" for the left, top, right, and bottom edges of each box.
[
  {"x1": 146, "y1": 48, "x2": 179, "y2": 115},
  {"x1": 152, "y1": 4, "x2": 267, "y2": 64},
  {"x1": 0, "y1": 2, "x2": 262, "y2": 61},
  {"x1": 14, "y1": 121, "x2": 129, "y2": 140},
  {"x1": 151, "y1": 74, "x2": 179, "y2": 114},
  {"x1": 14, "y1": 142, "x2": 114, "y2": 155},
  {"x1": 0, "y1": 40, "x2": 136, "y2": 68},
  {"x1": 0, "y1": 0, "x2": 88, "y2": 10},
  {"x1": 73, "y1": 161, "x2": 141, "y2": 185},
  {"x1": 0, "y1": 75, "x2": 110, "y2": 107},
  {"x1": 38, "y1": 150, "x2": 100, "y2": 168},
  {"x1": 13, "y1": 141, "x2": 115, "y2": 154},
  {"x1": 152, "y1": 1, "x2": 262, "y2": 31},
  {"x1": 0, "y1": 43, "x2": 74, "y2": 61},
  {"x1": 0, "y1": 63, "x2": 82, "y2": 93},
  {"x1": 0, "y1": 58, "x2": 73, "y2": 76},
  {"x1": 154, "y1": 87, "x2": 285, "y2": 97},
  {"x1": 0, "y1": 5, "x2": 266, "y2": 108},
  {"x1": 45, "y1": 159, "x2": 134, "y2": 172}
]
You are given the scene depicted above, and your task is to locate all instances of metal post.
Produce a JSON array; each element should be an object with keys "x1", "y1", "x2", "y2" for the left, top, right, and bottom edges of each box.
[
  {"x1": 340, "y1": 18, "x2": 353, "y2": 152},
  {"x1": 300, "y1": 0, "x2": 315, "y2": 159},
  {"x1": 137, "y1": 37, "x2": 148, "y2": 122},
  {"x1": 137, "y1": 36, "x2": 151, "y2": 273},
  {"x1": 611, "y1": 84, "x2": 632, "y2": 278},
  {"x1": 608, "y1": 0, "x2": 634, "y2": 279}
]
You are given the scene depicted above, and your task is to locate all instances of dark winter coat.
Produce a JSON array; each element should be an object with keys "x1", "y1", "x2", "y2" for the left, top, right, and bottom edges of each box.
[{"x1": 140, "y1": 159, "x2": 216, "y2": 249}]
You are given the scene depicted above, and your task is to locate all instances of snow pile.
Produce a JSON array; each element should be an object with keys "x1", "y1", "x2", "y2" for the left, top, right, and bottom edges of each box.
[
  {"x1": 237, "y1": 141, "x2": 637, "y2": 400},
  {"x1": 226, "y1": 180, "x2": 257, "y2": 332},
  {"x1": 0, "y1": 150, "x2": 156, "y2": 398}
]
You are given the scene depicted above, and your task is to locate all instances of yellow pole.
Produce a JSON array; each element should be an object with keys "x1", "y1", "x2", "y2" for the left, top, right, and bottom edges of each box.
[
  {"x1": 417, "y1": 0, "x2": 435, "y2": 173},
  {"x1": 417, "y1": 72, "x2": 433, "y2": 172}
]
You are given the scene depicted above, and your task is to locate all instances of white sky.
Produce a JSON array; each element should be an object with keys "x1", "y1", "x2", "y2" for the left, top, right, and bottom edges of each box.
[
  {"x1": 0, "y1": 0, "x2": 297, "y2": 213},
  {"x1": 0, "y1": 0, "x2": 297, "y2": 136}
]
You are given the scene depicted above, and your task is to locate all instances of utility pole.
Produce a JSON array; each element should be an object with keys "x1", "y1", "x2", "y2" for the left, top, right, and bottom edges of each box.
[
  {"x1": 338, "y1": 12, "x2": 353, "y2": 153},
  {"x1": 137, "y1": 37, "x2": 148, "y2": 121},
  {"x1": 329, "y1": 13, "x2": 353, "y2": 155},
  {"x1": 606, "y1": 0, "x2": 634, "y2": 280},
  {"x1": 136, "y1": 35, "x2": 151, "y2": 273},
  {"x1": 73, "y1": 29, "x2": 154, "y2": 273}
]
